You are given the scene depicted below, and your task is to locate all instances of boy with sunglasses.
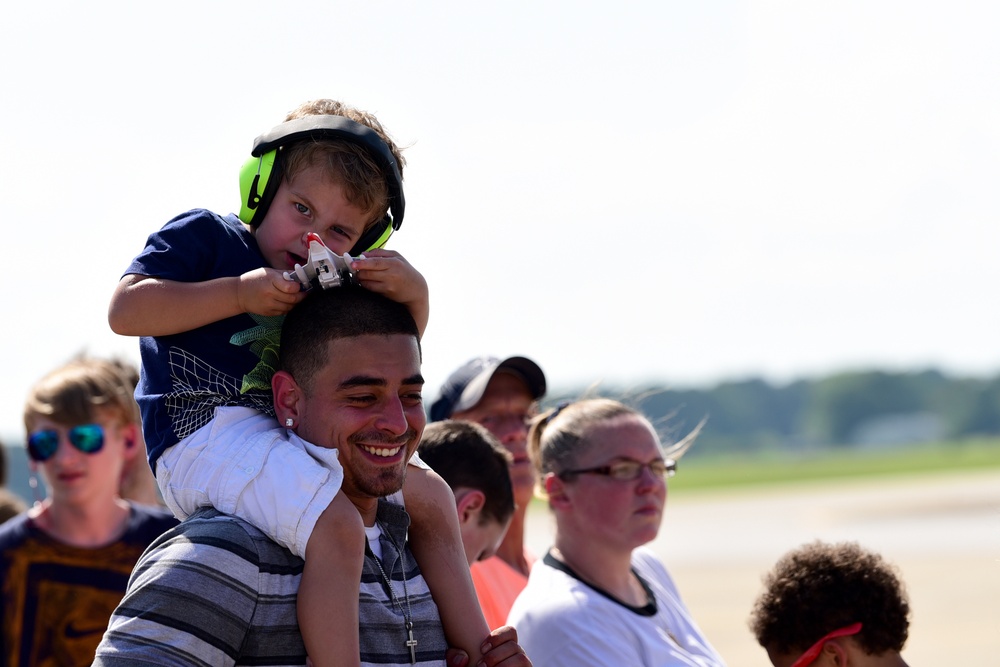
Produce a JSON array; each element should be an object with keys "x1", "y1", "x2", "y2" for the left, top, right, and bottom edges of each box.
[
  {"x1": 0, "y1": 357, "x2": 177, "y2": 667},
  {"x1": 749, "y1": 540, "x2": 912, "y2": 667}
]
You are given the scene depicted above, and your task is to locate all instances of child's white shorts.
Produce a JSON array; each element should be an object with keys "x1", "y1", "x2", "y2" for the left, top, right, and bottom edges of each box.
[{"x1": 155, "y1": 406, "x2": 425, "y2": 558}]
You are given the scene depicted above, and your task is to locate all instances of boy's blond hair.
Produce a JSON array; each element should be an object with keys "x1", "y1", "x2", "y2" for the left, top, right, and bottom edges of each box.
[
  {"x1": 23, "y1": 358, "x2": 139, "y2": 433},
  {"x1": 282, "y1": 99, "x2": 406, "y2": 227}
]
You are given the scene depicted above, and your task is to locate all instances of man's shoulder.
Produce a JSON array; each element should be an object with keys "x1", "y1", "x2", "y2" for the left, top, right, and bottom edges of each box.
[
  {"x1": 176, "y1": 507, "x2": 279, "y2": 541},
  {"x1": 126, "y1": 503, "x2": 179, "y2": 535},
  {"x1": 129, "y1": 510, "x2": 303, "y2": 604},
  {"x1": 152, "y1": 509, "x2": 302, "y2": 568},
  {"x1": 96, "y1": 511, "x2": 306, "y2": 666}
]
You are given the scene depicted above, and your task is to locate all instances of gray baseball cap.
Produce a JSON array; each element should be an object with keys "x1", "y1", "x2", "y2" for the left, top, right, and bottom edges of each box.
[{"x1": 429, "y1": 356, "x2": 546, "y2": 422}]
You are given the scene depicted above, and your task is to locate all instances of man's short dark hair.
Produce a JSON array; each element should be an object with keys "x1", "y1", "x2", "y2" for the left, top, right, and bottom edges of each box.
[
  {"x1": 279, "y1": 288, "x2": 419, "y2": 390},
  {"x1": 749, "y1": 540, "x2": 910, "y2": 657},
  {"x1": 418, "y1": 420, "x2": 515, "y2": 525}
]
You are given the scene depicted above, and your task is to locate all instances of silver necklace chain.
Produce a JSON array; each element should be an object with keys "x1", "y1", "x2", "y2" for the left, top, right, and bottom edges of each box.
[{"x1": 372, "y1": 521, "x2": 417, "y2": 664}]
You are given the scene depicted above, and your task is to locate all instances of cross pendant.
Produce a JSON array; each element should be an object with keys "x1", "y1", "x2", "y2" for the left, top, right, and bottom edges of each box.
[{"x1": 405, "y1": 620, "x2": 418, "y2": 664}]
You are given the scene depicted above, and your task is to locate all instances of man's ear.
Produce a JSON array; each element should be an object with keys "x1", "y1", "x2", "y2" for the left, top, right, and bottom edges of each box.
[
  {"x1": 544, "y1": 472, "x2": 571, "y2": 510},
  {"x1": 272, "y1": 370, "x2": 303, "y2": 427},
  {"x1": 454, "y1": 488, "x2": 486, "y2": 527}
]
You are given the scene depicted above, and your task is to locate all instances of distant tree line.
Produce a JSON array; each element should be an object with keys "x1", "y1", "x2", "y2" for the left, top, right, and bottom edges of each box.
[{"x1": 548, "y1": 369, "x2": 1000, "y2": 455}]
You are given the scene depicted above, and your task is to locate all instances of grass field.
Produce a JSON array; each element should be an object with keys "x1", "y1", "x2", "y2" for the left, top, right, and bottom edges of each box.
[{"x1": 667, "y1": 437, "x2": 1000, "y2": 491}]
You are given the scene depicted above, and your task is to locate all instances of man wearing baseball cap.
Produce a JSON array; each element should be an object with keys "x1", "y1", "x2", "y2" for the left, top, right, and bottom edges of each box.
[{"x1": 430, "y1": 356, "x2": 546, "y2": 630}]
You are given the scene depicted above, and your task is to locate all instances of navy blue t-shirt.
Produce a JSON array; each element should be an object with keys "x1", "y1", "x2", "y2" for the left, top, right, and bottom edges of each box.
[{"x1": 125, "y1": 209, "x2": 281, "y2": 471}]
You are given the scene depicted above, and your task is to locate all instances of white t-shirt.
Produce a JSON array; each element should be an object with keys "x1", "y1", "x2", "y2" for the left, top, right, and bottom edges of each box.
[{"x1": 507, "y1": 547, "x2": 727, "y2": 667}]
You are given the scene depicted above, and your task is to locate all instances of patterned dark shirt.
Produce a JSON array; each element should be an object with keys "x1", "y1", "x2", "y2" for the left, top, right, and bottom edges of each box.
[{"x1": 0, "y1": 505, "x2": 177, "y2": 667}]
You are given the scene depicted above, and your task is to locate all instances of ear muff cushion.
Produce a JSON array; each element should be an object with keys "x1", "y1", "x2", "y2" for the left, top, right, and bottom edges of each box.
[
  {"x1": 241, "y1": 115, "x2": 405, "y2": 233},
  {"x1": 238, "y1": 149, "x2": 279, "y2": 225},
  {"x1": 350, "y1": 216, "x2": 394, "y2": 255}
]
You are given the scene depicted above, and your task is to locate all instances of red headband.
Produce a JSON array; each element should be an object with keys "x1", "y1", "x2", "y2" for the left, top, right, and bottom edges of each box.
[{"x1": 789, "y1": 622, "x2": 863, "y2": 667}]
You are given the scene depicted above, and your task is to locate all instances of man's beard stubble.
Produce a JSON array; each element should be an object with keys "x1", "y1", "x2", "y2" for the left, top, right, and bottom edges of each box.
[{"x1": 347, "y1": 428, "x2": 418, "y2": 498}]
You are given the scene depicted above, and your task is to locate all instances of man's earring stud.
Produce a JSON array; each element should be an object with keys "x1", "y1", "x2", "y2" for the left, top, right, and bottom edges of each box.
[{"x1": 285, "y1": 417, "x2": 294, "y2": 428}]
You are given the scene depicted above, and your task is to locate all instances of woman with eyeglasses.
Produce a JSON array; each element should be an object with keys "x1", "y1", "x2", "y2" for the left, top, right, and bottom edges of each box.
[
  {"x1": 506, "y1": 398, "x2": 725, "y2": 667},
  {"x1": 0, "y1": 358, "x2": 177, "y2": 667}
]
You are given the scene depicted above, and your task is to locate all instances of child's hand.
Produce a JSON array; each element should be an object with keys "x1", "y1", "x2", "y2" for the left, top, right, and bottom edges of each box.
[
  {"x1": 237, "y1": 267, "x2": 307, "y2": 316},
  {"x1": 445, "y1": 626, "x2": 532, "y2": 667},
  {"x1": 478, "y1": 626, "x2": 532, "y2": 667},
  {"x1": 351, "y1": 250, "x2": 430, "y2": 337}
]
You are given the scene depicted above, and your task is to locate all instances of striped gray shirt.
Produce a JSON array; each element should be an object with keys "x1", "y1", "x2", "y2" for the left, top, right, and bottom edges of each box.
[{"x1": 93, "y1": 503, "x2": 447, "y2": 666}]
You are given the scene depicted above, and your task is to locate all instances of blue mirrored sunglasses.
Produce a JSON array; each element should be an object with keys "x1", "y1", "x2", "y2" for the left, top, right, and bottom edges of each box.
[{"x1": 27, "y1": 424, "x2": 105, "y2": 462}]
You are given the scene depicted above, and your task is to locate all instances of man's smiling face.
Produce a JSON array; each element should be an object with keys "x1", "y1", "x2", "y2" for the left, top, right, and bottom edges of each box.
[{"x1": 289, "y1": 333, "x2": 425, "y2": 510}]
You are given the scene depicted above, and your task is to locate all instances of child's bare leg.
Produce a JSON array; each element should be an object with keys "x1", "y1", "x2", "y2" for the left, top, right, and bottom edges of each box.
[
  {"x1": 405, "y1": 467, "x2": 490, "y2": 663},
  {"x1": 299, "y1": 491, "x2": 365, "y2": 667}
]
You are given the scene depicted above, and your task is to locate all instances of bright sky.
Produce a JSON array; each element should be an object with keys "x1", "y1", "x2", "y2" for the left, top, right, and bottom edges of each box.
[{"x1": 2, "y1": 1, "x2": 998, "y2": 441}]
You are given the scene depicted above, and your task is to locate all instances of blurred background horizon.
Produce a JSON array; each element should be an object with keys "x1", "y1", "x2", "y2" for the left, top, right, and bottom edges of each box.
[{"x1": 3, "y1": 1, "x2": 999, "y2": 441}]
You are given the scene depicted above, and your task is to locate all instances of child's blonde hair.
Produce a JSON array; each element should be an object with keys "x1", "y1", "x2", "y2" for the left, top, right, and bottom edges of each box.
[
  {"x1": 282, "y1": 99, "x2": 406, "y2": 226},
  {"x1": 23, "y1": 357, "x2": 139, "y2": 433}
]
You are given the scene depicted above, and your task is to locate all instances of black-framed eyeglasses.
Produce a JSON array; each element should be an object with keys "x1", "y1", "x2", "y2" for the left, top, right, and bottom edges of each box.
[
  {"x1": 27, "y1": 424, "x2": 105, "y2": 462},
  {"x1": 557, "y1": 458, "x2": 676, "y2": 482}
]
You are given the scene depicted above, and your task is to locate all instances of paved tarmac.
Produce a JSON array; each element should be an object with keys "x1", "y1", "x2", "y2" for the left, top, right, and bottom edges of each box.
[{"x1": 523, "y1": 468, "x2": 1000, "y2": 665}]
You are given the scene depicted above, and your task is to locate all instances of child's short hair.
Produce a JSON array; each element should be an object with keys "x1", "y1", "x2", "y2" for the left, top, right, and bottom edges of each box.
[
  {"x1": 749, "y1": 540, "x2": 910, "y2": 657},
  {"x1": 282, "y1": 99, "x2": 406, "y2": 226},
  {"x1": 418, "y1": 420, "x2": 515, "y2": 525},
  {"x1": 23, "y1": 357, "x2": 139, "y2": 433}
]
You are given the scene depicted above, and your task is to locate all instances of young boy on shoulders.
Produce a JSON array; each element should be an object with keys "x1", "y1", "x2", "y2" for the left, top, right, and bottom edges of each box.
[{"x1": 108, "y1": 99, "x2": 487, "y2": 667}]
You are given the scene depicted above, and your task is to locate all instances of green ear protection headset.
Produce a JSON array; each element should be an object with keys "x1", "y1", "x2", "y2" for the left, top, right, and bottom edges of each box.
[{"x1": 238, "y1": 115, "x2": 405, "y2": 255}]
